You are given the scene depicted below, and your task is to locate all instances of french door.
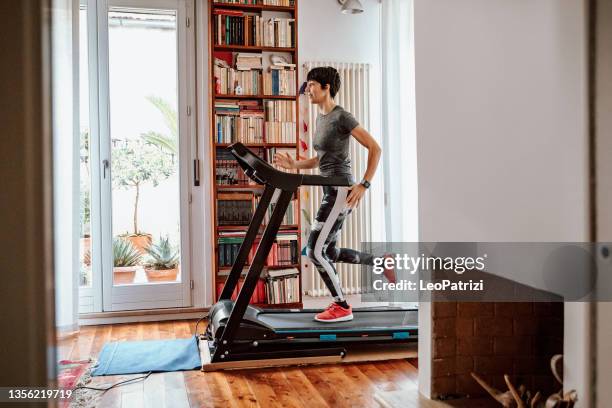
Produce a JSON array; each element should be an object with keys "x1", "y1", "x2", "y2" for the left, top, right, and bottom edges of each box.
[{"x1": 79, "y1": 0, "x2": 194, "y2": 311}]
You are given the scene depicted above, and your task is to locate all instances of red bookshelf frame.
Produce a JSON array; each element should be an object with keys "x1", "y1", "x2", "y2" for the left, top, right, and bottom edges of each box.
[{"x1": 208, "y1": 0, "x2": 302, "y2": 308}]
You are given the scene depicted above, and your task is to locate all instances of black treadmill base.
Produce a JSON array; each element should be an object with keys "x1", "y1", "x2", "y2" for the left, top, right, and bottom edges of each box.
[
  {"x1": 199, "y1": 336, "x2": 417, "y2": 371},
  {"x1": 202, "y1": 334, "x2": 418, "y2": 364}
]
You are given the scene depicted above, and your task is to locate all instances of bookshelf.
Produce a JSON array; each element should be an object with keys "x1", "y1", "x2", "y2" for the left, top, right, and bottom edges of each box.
[{"x1": 208, "y1": 0, "x2": 302, "y2": 308}]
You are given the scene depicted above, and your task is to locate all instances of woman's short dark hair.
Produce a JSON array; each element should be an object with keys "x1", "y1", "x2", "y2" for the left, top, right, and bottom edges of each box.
[{"x1": 307, "y1": 66, "x2": 341, "y2": 98}]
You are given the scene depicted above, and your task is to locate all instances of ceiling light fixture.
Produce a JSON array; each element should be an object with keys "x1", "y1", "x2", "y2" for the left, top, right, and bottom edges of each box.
[{"x1": 337, "y1": 0, "x2": 364, "y2": 14}]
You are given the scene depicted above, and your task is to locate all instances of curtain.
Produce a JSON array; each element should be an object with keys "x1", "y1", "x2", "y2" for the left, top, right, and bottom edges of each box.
[{"x1": 380, "y1": 0, "x2": 419, "y2": 242}]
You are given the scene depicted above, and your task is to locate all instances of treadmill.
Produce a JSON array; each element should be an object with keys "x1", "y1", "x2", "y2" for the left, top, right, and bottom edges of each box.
[{"x1": 202, "y1": 143, "x2": 418, "y2": 365}]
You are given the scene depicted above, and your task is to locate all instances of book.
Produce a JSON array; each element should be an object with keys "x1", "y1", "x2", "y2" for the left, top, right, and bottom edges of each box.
[
  {"x1": 263, "y1": 68, "x2": 296, "y2": 96},
  {"x1": 268, "y1": 267, "x2": 299, "y2": 278},
  {"x1": 217, "y1": 193, "x2": 254, "y2": 225},
  {"x1": 266, "y1": 274, "x2": 299, "y2": 304},
  {"x1": 214, "y1": 9, "x2": 244, "y2": 16},
  {"x1": 236, "y1": 53, "x2": 263, "y2": 70},
  {"x1": 215, "y1": 279, "x2": 266, "y2": 304}
]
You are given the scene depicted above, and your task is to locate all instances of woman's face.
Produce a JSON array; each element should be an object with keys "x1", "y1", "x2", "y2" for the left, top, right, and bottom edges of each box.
[{"x1": 306, "y1": 80, "x2": 329, "y2": 104}]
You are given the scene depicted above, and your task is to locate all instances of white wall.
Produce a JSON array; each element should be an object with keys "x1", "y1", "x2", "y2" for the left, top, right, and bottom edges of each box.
[
  {"x1": 413, "y1": 0, "x2": 589, "y2": 403},
  {"x1": 299, "y1": 0, "x2": 381, "y2": 65},
  {"x1": 298, "y1": 0, "x2": 385, "y2": 241},
  {"x1": 298, "y1": 0, "x2": 381, "y2": 142},
  {"x1": 415, "y1": 0, "x2": 588, "y2": 242}
]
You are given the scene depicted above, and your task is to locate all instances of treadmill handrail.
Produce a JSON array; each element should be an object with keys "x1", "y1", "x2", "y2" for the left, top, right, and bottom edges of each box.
[
  {"x1": 229, "y1": 143, "x2": 352, "y2": 188},
  {"x1": 301, "y1": 174, "x2": 351, "y2": 187}
]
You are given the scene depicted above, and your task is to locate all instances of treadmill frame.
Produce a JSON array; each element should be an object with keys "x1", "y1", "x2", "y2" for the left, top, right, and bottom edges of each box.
[
  {"x1": 215, "y1": 183, "x2": 296, "y2": 356},
  {"x1": 206, "y1": 143, "x2": 416, "y2": 364}
]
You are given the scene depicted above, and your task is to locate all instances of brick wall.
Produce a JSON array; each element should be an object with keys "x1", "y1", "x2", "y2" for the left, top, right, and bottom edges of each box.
[{"x1": 431, "y1": 301, "x2": 564, "y2": 399}]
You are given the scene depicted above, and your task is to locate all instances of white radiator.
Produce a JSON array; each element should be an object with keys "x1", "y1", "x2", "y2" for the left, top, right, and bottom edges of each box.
[{"x1": 301, "y1": 62, "x2": 372, "y2": 297}]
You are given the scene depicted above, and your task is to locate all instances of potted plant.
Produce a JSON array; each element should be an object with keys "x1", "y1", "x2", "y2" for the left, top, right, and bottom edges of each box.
[
  {"x1": 112, "y1": 138, "x2": 174, "y2": 253},
  {"x1": 80, "y1": 264, "x2": 91, "y2": 287},
  {"x1": 83, "y1": 248, "x2": 91, "y2": 267},
  {"x1": 144, "y1": 236, "x2": 180, "y2": 282},
  {"x1": 80, "y1": 179, "x2": 91, "y2": 263},
  {"x1": 113, "y1": 238, "x2": 142, "y2": 284}
]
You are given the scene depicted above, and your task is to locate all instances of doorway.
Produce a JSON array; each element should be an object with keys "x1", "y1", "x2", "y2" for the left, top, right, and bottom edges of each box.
[{"x1": 78, "y1": 0, "x2": 195, "y2": 312}]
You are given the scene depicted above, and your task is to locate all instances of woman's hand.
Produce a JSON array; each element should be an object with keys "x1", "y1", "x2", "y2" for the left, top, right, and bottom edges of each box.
[
  {"x1": 346, "y1": 184, "x2": 367, "y2": 208},
  {"x1": 274, "y1": 152, "x2": 296, "y2": 169}
]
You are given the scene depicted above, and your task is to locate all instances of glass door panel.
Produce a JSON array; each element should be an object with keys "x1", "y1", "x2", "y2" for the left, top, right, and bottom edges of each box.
[
  {"x1": 101, "y1": 0, "x2": 191, "y2": 311},
  {"x1": 108, "y1": 7, "x2": 180, "y2": 286}
]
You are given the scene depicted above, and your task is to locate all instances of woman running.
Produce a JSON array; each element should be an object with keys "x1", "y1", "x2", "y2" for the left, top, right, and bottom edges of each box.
[{"x1": 274, "y1": 66, "x2": 384, "y2": 322}]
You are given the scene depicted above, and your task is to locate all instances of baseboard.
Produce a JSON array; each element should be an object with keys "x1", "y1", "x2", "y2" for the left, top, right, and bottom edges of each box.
[{"x1": 79, "y1": 307, "x2": 209, "y2": 326}]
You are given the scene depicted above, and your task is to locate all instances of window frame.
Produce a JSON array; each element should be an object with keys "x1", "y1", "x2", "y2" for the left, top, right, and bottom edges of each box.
[{"x1": 78, "y1": 0, "x2": 196, "y2": 313}]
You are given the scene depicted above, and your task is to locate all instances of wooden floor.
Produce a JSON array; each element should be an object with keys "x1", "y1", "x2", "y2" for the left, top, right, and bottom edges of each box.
[{"x1": 57, "y1": 320, "x2": 421, "y2": 408}]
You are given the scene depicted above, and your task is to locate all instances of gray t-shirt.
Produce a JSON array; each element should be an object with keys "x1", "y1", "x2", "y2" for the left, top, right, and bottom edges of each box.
[{"x1": 313, "y1": 105, "x2": 359, "y2": 177}]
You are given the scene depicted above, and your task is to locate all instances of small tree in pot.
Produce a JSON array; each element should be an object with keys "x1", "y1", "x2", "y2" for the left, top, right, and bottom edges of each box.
[
  {"x1": 112, "y1": 139, "x2": 174, "y2": 253},
  {"x1": 113, "y1": 238, "x2": 142, "y2": 284},
  {"x1": 144, "y1": 236, "x2": 180, "y2": 282}
]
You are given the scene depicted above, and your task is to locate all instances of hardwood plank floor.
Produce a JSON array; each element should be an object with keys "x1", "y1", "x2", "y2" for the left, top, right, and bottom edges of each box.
[{"x1": 59, "y1": 320, "x2": 421, "y2": 408}]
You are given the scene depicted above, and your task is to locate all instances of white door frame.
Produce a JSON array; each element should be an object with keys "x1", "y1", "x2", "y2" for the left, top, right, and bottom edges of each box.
[
  {"x1": 78, "y1": 0, "x2": 104, "y2": 313},
  {"x1": 82, "y1": 0, "x2": 195, "y2": 312}
]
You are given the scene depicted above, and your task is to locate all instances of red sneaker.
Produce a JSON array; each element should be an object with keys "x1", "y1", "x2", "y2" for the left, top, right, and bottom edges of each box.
[
  {"x1": 314, "y1": 303, "x2": 353, "y2": 322},
  {"x1": 382, "y1": 254, "x2": 397, "y2": 283}
]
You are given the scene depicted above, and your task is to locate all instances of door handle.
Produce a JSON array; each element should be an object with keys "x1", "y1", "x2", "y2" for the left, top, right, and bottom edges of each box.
[
  {"x1": 102, "y1": 159, "x2": 110, "y2": 179},
  {"x1": 601, "y1": 245, "x2": 610, "y2": 260}
]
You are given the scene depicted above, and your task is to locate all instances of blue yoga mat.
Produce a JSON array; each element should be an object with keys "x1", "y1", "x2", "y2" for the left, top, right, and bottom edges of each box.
[{"x1": 92, "y1": 336, "x2": 201, "y2": 376}]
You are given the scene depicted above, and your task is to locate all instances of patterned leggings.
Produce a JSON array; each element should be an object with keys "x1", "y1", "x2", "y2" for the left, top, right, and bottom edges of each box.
[{"x1": 306, "y1": 186, "x2": 374, "y2": 302}]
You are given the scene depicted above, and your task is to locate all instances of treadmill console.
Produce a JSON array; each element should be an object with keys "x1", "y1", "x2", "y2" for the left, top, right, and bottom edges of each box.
[{"x1": 228, "y1": 142, "x2": 352, "y2": 189}]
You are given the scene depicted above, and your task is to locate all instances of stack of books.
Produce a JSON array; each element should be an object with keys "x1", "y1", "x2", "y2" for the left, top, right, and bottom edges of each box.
[
  {"x1": 216, "y1": 278, "x2": 267, "y2": 304},
  {"x1": 263, "y1": 66, "x2": 296, "y2": 96},
  {"x1": 264, "y1": 101, "x2": 296, "y2": 143},
  {"x1": 263, "y1": 0, "x2": 294, "y2": 5},
  {"x1": 214, "y1": 9, "x2": 295, "y2": 48},
  {"x1": 219, "y1": 231, "x2": 258, "y2": 267},
  {"x1": 237, "y1": 100, "x2": 265, "y2": 142},
  {"x1": 216, "y1": 147, "x2": 264, "y2": 185},
  {"x1": 214, "y1": 9, "x2": 253, "y2": 46},
  {"x1": 213, "y1": 0, "x2": 295, "y2": 5},
  {"x1": 214, "y1": 0, "x2": 259, "y2": 4},
  {"x1": 218, "y1": 236, "x2": 245, "y2": 267},
  {"x1": 236, "y1": 53, "x2": 263, "y2": 70},
  {"x1": 262, "y1": 17, "x2": 295, "y2": 48},
  {"x1": 266, "y1": 232, "x2": 299, "y2": 265},
  {"x1": 217, "y1": 193, "x2": 254, "y2": 225},
  {"x1": 266, "y1": 268, "x2": 299, "y2": 304},
  {"x1": 215, "y1": 100, "x2": 265, "y2": 143},
  {"x1": 214, "y1": 64, "x2": 261, "y2": 95}
]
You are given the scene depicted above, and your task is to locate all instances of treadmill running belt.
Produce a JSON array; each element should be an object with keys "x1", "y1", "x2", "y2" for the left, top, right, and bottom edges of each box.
[{"x1": 258, "y1": 310, "x2": 418, "y2": 332}]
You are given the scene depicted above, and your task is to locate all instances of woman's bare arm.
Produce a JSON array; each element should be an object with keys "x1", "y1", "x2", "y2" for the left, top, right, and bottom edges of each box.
[
  {"x1": 346, "y1": 126, "x2": 382, "y2": 207},
  {"x1": 294, "y1": 156, "x2": 319, "y2": 170},
  {"x1": 274, "y1": 152, "x2": 319, "y2": 170}
]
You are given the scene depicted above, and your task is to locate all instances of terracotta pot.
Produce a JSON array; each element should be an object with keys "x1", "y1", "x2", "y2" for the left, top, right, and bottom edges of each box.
[
  {"x1": 81, "y1": 236, "x2": 91, "y2": 266},
  {"x1": 124, "y1": 234, "x2": 152, "y2": 254},
  {"x1": 113, "y1": 266, "x2": 137, "y2": 284},
  {"x1": 145, "y1": 268, "x2": 179, "y2": 283}
]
